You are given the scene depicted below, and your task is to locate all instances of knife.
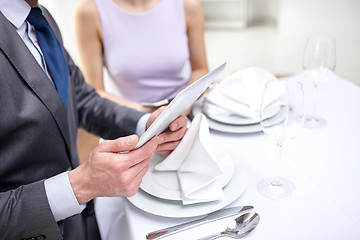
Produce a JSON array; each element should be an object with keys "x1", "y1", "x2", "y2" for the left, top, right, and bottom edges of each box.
[{"x1": 146, "y1": 205, "x2": 254, "y2": 240}]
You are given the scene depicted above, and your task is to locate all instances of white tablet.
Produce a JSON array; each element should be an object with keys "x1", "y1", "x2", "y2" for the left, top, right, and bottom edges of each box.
[{"x1": 135, "y1": 62, "x2": 226, "y2": 149}]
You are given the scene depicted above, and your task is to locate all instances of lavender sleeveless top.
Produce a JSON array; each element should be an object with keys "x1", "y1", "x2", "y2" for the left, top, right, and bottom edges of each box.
[{"x1": 94, "y1": 0, "x2": 190, "y2": 102}]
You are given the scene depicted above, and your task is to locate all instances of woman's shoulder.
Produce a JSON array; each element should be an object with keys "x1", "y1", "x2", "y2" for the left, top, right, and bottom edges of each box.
[
  {"x1": 183, "y1": 0, "x2": 203, "y2": 28},
  {"x1": 75, "y1": 0, "x2": 101, "y2": 30},
  {"x1": 75, "y1": 0, "x2": 98, "y2": 20},
  {"x1": 183, "y1": 0, "x2": 202, "y2": 16}
]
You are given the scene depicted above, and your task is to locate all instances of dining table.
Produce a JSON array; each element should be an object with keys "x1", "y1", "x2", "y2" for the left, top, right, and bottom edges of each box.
[{"x1": 96, "y1": 71, "x2": 360, "y2": 240}]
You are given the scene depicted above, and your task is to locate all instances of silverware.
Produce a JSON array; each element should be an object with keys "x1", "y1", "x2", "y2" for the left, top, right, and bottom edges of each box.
[
  {"x1": 197, "y1": 212, "x2": 260, "y2": 240},
  {"x1": 146, "y1": 206, "x2": 253, "y2": 240}
]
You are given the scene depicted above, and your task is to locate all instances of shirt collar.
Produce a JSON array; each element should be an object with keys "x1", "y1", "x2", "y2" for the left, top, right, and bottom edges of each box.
[{"x1": 0, "y1": 0, "x2": 32, "y2": 29}]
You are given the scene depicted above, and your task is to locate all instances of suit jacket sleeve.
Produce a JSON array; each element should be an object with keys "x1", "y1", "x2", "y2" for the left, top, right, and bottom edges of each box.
[{"x1": 0, "y1": 181, "x2": 63, "y2": 239}]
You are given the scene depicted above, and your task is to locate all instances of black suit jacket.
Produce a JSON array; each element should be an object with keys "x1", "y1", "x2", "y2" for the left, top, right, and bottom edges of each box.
[{"x1": 0, "y1": 7, "x2": 144, "y2": 240}]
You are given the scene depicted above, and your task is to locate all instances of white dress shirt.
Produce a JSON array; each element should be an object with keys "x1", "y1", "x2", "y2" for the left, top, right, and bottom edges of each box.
[{"x1": 0, "y1": 0, "x2": 149, "y2": 223}]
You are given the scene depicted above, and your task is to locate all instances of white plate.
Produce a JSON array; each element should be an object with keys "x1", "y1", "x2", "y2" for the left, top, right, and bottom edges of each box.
[
  {"x1": 140, "y1": 153, "x2": 234, "y2": 201},
  {"x1": 127, "y1": 156, "x2": 247, "y2": 218},
  {"x1": 202, "y1": 102, "x2": 260, "y2": 125},
  {"x1": 192, "y1": 100, "x2": 263, "y2": 133},
  {"x1": 206, "y1": 112, "x2": 259, "y2": 125},
  {"x1": 203, "y1": 102, "x2": 279, "y2": 126}
]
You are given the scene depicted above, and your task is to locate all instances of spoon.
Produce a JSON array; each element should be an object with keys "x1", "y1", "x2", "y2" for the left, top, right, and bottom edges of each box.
[{"x1": 197, "y1": 212, "x2": 260, "y2": 240}]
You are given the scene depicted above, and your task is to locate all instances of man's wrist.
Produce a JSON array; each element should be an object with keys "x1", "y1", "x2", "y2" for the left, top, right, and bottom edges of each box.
[
  {"x1": 68, "y1": 165, "x2": 93, "y2": 205},
  {"x1": 44, "y1": 171, "x2": 82, "y2": 221}
]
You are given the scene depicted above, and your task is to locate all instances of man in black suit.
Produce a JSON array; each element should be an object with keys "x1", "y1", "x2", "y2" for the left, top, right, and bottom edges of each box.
[{"x1": 0, "y1": 0, "x2": 187, "y2": 239}]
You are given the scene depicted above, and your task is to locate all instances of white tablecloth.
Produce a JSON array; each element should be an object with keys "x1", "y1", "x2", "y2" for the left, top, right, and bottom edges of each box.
[{"x1": 97, "y1": 72, "x2": 360, "y2": 240}]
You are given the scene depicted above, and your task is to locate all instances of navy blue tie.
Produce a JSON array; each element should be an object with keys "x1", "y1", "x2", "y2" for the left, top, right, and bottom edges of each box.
[{"x1": 27, "y1": 7, "x2": 68, "y2": 107}]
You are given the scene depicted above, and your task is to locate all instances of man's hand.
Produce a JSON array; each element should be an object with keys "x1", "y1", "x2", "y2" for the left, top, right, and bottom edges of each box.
[
  {"x1": 69, "y1": 135, "x2": 159, "y2": 204},
  {"x1": 69, "y1": 107, "x2": 187, "y2": 204},
  {"x1": 147, "y1": 107, "x2": 188, "y2": 155}
]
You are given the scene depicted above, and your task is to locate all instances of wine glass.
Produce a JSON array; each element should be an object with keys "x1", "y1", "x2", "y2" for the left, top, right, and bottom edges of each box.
[
  {"x1": 257, "y1": 79, "x2": 305, "y2": 200},
  {"x1": 302, "y1": 36, "x2": 336, "y2": 128}
]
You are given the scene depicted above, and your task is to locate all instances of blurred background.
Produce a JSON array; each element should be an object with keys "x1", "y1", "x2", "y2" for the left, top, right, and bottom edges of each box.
[{"x1": 39, "y1": 0, "x2": 360, "y2": 85}]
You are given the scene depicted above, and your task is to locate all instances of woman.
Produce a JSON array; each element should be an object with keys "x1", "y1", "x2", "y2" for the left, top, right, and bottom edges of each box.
[{"x1": 74, "y1": 0, "x2": 209, "y2": 112}]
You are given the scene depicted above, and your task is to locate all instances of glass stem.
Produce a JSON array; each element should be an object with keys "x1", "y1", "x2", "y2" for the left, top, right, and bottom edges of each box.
[
  {"x1": 312, "y1": 84, "x2": 319, "y2": 120},
  {"x1": 273, "y1": 142, "x2": 283, "y2": 186}
]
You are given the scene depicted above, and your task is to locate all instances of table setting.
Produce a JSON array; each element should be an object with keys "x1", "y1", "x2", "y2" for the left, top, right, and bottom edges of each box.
[
  {"x1": 192, "y1": 67, "x2": 278, "y2": 134},
  {"x1": 95, "y1": 37, "x2": 360, "y2": 239},
  {"x1": 127, "y1": 113, "x2": 249, "y2": 219}
]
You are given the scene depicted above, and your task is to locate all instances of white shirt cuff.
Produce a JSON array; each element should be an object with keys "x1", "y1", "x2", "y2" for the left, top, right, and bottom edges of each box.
[
  {"x1": 44, "y1": 171, "x2": 83, "y2": 222},
  {"x1": 136, "y1": 113, "x2": 150, "y2": 137}
]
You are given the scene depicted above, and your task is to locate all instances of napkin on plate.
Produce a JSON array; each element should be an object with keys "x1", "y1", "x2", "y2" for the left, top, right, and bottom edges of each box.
[
  {"x1": 203, "y1": 67, "x2": 277, "y2": 121},
  {"x1": 155, "y1": 114, "x2": 224, "y2": 205}
]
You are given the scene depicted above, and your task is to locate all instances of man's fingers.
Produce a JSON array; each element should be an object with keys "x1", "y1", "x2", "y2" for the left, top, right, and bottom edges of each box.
[
  {"x1": 121, "y1": 156, "x2": 152, "y2": 197},
  {"x1": 146, "y1": 106, "x2": 166, "y2": 129},
  {"x1": 115, "y1": 136, "x2": 159, "y2": 167},
  {"x1": 97, "y1": 135, "x2": 139, "y2": 153},
  {"x1": 155, "y1": 141, "x2": 180, "y2": 154},
  {"x1": 131, "y1": 156, "x2": 152, "y2": 186},
  {"x1": 158, "y1": 125, "x2": 187, "y2": 144},
  {"x1": 169, "y1": 114, "x2": 187, "y2": 131}
]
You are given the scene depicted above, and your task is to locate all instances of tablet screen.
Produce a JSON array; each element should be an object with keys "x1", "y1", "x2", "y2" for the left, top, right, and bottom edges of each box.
[{"x1": 135, "y1": 62, "x2": 226, "y2": 149}]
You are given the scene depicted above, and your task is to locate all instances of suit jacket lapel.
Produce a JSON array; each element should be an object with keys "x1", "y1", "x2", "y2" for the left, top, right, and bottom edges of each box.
[{"x1": 0, "y1": 12, "x2": 72, "y2": 162}]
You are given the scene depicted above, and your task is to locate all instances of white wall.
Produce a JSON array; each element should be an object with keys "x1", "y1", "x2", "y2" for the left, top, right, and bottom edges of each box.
[
  {"x1": 275, "y1": 0, "x2": 360, "y2": 84},
  {"x1": 39, "y1": 0, "x2": 79, "y2": 63},
  {"x1": 201, "y1": 0, "x2": 280, "y2": 30},
  {"x1": 247, "y1": 0, "x2": 279, "y2": 24}
]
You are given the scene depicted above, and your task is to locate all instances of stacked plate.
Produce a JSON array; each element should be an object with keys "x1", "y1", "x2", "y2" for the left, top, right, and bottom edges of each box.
[
  {"x1": 192, "y1": 99, "x2": 263, "y2": 133},
  {"x1": 127, "y1": 153, "x2": 248, "y2": 218},
  {"x1": 192, "y1": 67, "x2": 279, "y2": 133}
]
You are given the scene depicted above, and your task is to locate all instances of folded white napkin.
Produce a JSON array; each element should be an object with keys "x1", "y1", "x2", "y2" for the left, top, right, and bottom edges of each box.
[
  {"x1": 204, "y1": 67, "x2": 277, "y2": 120},
  {"x1": 155, "y1": 114, "x2": 224, "y2": 205}
]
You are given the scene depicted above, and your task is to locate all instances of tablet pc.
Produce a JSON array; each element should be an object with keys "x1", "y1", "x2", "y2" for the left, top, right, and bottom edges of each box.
[{"x1": 135, "y1": 62, "x2": 226, "y2": 148}]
